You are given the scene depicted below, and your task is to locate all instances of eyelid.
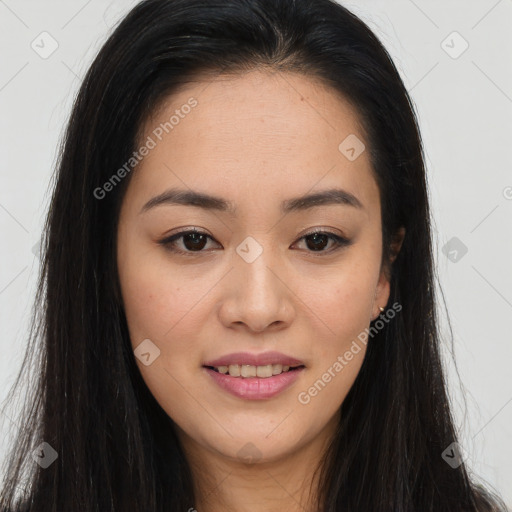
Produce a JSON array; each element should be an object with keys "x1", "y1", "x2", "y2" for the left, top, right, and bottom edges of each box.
[
  {"x1": 158, "y1": 228, "x2": 219, "y2": 253},
  {"x1": 158, "y1": 227, "x2": 352, "y2": 256},
  {"x1": 293, "y1": 229, "x2": 352, "y2": 254}
]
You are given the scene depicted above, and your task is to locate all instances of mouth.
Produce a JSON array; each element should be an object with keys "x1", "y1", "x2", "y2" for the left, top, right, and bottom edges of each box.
[
  {"x1": 202, "y1": 363, "x2": 306, "y2": 400},
  {"x1": 203, "y1": 363, "x2": 306, "y2": 379}
]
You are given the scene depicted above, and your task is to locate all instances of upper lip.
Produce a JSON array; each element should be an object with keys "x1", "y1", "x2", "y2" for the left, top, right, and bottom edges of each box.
[{"x1": 203, "y1": 351, "x2": 305, "y2": 368}]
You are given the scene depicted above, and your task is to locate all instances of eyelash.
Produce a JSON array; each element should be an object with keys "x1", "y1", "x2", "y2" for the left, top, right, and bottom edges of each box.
[{"x1": 158, "y1": 228, "x2": 352, "y2": 256}]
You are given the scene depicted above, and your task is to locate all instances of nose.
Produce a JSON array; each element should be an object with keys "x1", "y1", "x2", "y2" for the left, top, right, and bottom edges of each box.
[{"x1": 218, "y1": 247, "x2": 295, "y2": 333}]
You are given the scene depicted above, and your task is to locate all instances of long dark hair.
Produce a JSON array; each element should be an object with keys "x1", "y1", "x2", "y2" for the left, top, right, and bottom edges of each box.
[{"x1": 0, "y1": 0, "x2": 507, "y2": 510}]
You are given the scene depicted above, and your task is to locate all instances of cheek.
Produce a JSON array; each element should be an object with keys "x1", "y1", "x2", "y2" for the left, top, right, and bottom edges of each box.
[
  {"x1": 118, "y1": 244, "x2": 207, "y2": 343},
  {"x1": 295, "y1": 260, "x2": 377, "y2": 355},
  {"x1": 117, "y1": 247, "x2": 222, "y2": 409},
  {"x1": 292, "y1": 266, "x2": 373, "y2": 418},
  {"x1": 117, "y1": 253, "x2": 206, "y2": 418}
]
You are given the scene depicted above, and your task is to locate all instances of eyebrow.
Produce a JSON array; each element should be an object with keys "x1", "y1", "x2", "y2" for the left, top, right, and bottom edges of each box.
[{"x1": 140, "y1": 187, "x2": 363, "y2": 215}]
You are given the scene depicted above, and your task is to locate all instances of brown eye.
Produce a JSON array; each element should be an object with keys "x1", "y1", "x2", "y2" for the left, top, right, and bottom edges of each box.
[
  {"x1": 295, "y1": 231, "x2": 351, "y2": 253},
  {"x1": 304, "y1": 232, "x2": 330, "y2": 251},
  {"x1": 181, "y1": 232, "x2": 208, "y2": 251},
  {"x1": 159, "y1": 229, "x2": 218, "y2": 254},
  {"x1": 159, "y1": 229, "x2": 351, "y2": 256}
]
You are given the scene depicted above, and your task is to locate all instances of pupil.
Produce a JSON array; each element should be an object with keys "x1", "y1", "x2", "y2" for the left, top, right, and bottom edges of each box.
[
  {"x1": 306, "y1": 233, "x2": 328, "y2": 251},
  {"x1": 182, "y1": 233, "x2": 329, "y2": 252},
  {"x1": 184, "y1": 233, "x2": 206, "y2": 251}
]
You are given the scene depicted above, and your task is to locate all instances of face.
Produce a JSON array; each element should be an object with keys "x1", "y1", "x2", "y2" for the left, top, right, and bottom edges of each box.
[{"x1": 117, "y1": 69, "x2": 392, "y2": 465}]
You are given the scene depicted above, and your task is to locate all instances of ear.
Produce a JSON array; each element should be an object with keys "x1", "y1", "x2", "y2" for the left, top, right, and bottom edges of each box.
[{"x1": 371, "y1": 227, "x2": 405, "y2": 321}]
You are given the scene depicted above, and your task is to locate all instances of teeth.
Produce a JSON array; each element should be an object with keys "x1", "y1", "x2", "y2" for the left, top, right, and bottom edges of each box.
[
  {"x1": 212, "y1": 364, "x2": 299, "y2": 378},
  {"x1": 272, "y1": 364, "x2": 283, "y2": 375}
]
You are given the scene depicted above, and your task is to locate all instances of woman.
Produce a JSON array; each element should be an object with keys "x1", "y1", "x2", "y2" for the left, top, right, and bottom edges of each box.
[{"x1": 0, "y1": 0, "x2": 507, "y2": 510}]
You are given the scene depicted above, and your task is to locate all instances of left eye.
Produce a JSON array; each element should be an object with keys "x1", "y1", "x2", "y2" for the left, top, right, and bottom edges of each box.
[
  {"x1": 296, "y1": 231, "x2": 351, "y2": 252},
  {"x1": 159, "y1": 229, "x2": 351, "y2": 255}
]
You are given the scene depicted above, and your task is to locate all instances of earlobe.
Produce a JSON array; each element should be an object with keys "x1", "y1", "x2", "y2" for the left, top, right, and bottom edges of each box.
[{"x1": 372, "y1": 271, "x2": 391, "y2": 321}]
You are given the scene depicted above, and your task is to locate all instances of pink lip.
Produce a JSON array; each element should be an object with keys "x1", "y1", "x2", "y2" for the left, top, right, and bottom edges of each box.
[
  {"x1": 203, "y1": 351, "x2": 304, "y2": 367},
  {"x1": 203, "y1": 366, "x2": 305, "y2": 400}
]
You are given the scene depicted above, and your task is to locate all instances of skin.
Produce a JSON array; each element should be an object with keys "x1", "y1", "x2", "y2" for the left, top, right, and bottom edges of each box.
[{"x1": 117, "y1": 69, "x2": 404, "y2": 512}]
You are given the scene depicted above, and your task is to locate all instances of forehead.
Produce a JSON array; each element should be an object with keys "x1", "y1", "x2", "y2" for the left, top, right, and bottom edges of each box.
[{"x1": 129, "y1": 70, "x2": 378, "y2": 217}]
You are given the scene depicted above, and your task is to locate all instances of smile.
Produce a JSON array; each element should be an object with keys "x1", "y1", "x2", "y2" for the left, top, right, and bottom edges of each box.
[
  {"x1": 205, "y1": 363, "x2": 305, "y2": 378},
  {"x1": 203, "y1": 365, "x2": 306, "y2": 400}
]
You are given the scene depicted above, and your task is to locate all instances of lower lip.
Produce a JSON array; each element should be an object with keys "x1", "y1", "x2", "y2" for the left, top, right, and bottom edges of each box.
[{"x1": 203, "y1": 366, "x2": 305, "y2": 400}]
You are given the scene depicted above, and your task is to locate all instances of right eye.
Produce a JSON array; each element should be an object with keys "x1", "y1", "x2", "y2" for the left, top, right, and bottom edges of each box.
[{"x1": 158, "y1": 229, "x2": 220, "y2": 255}]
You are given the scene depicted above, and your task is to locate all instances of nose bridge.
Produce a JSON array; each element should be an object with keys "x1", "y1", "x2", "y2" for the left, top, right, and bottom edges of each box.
[
  {"x1": 234, "y1": 235, "x2": 280, "y2": 300},
  {"x1": 220, "y1": 234, "x2": 293, "y2": 331}
]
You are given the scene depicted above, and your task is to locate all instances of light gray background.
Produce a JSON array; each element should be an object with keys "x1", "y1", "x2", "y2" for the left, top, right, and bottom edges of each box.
[{"x1": 0, "y1": 0, "x2": 511, "y2": 505}]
